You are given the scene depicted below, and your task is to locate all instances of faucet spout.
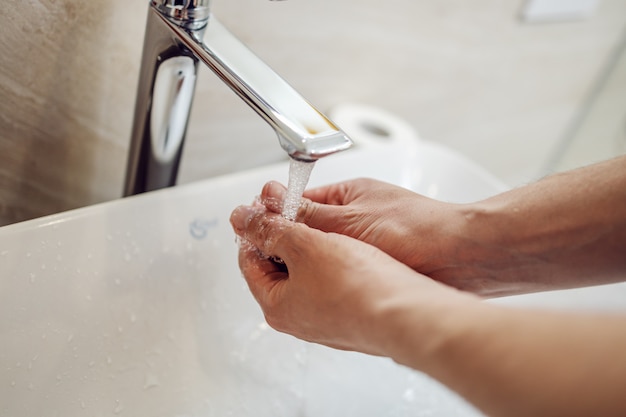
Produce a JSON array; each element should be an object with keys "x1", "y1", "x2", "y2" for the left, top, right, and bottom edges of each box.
[{"x1": 124, "y1": 1, "x2": 352, "y2": 196}]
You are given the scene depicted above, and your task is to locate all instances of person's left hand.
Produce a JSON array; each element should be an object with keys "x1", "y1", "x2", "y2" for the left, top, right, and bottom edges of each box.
[{"x1": 229, "y1": 202, "x2": 461, "y2": 356}]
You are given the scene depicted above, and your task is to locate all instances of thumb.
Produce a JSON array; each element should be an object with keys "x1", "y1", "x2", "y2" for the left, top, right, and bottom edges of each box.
[{"x1": 261, "y1": 181, "x2": 344, "y2": 232}]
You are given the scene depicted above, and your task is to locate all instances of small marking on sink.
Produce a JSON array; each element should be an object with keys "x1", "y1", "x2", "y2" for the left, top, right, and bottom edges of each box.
[{"x1": 189, "y1": 218, "x2": 219, "y2": 240}]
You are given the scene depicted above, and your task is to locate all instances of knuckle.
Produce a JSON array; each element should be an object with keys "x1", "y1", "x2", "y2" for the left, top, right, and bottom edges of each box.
[
  {"x1": 299, "y1": 198, "x2": 322, "y2": 226},
  {"x1": 246, "y1": 212, "x2": 268, "y2": 240},
  {"x1": 297, "y1": 198, "x2": 312, "y2": 223}
]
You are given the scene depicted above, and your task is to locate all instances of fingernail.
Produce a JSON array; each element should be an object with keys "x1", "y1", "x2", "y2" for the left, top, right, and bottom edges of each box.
[
  {"x1": 264, "y1": 181, "x2": 286, "y2": 199},
  {"x1": 230, "y1": 205, "x2": 258, "y2": 234}
]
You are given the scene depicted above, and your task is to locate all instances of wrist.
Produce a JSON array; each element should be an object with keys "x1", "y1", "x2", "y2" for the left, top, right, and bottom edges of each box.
[
  {"x1": 371, "y1": 279, "x2": 485, "y2": 370},
  {"x1": 437, "y1": 197, "x2": 556, "y2": 297},
  {"x1": 413, "y1": 200, "x2": 514, "y2": 296}
]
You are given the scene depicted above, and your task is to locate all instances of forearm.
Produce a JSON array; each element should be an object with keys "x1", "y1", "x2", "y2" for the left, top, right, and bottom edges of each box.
[
  {"x1": 449, "y1": 155, "x2": 626, "y2": 296},
  {"x1": 383, "y1": 297, "x2": 626, "y2": 417}
]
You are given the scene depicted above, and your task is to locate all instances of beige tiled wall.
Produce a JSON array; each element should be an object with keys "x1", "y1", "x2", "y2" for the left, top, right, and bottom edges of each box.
[{"x1": 1, "y1": 0, "x2": 625, "y2": 226}]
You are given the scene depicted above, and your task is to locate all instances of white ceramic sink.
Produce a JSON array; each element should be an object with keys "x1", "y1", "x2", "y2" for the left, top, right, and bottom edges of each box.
[{"x1": 1, "y1": 105, "x2": 624, "y2": 416}]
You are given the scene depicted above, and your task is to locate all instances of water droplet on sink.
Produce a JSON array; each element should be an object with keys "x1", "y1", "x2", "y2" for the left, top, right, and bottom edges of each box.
[
  {"x1": 403, "y1": 387, "x2": 416, "y2": 403},
  {"x1": 113, "y1": 400, "x2": 124, "y2": 414},
  {"x1": 143, "y1": 373, "x2": 160, "y2": 390}
]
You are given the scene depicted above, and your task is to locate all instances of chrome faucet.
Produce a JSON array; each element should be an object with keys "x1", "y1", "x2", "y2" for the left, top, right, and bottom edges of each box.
[{"x1": 123, "y1": 0, "x2": 353, "y2": 196}]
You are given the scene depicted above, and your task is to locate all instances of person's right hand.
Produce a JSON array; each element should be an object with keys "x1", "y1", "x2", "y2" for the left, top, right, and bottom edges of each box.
[
  {"x1": 262, "y1": 154, "x2": 626, "y2": 297},
  {"x1": 259, "y1": 179, "x2": 487, "y2": 292}
]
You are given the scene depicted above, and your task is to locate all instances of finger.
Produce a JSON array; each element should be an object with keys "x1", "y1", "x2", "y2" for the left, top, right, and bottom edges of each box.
[
  {"x1": 303, "y1": 180, "x2": 355, "y2": 205},
  {"x1": 259, "y1": 181, "x2": 342, "y2": 231},
  {"x1": 260, "y1": 181, "x2": 287, "y2": 213},
  {"x1": 237, "y1": 238, "x2": 287, "y2": 305},
  {"x1": 230, "y1": 204, "x2": 296, "y2": 261},
  {"x1": 300, "y1": 180, "x2": 369, "y2": 231},
  {"x1": 296, "y1": 198, "x2": 347, "y2": 232},
  {"x1": 261, "y1": 180, "x2": 351, "y2": 212},
  {"x1": 230, "y1": 204, "x2": 258, "y2": 237}
]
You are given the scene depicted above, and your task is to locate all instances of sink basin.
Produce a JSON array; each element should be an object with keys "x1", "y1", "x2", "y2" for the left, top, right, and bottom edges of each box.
[{"x1": 1, "y1": 105, "x2": 624, "y2": 416}]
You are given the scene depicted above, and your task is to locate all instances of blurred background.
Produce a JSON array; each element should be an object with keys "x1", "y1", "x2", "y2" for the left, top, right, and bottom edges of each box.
[{"x1": 0, "y1": 0, "x2": 625, "y2": 226}]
